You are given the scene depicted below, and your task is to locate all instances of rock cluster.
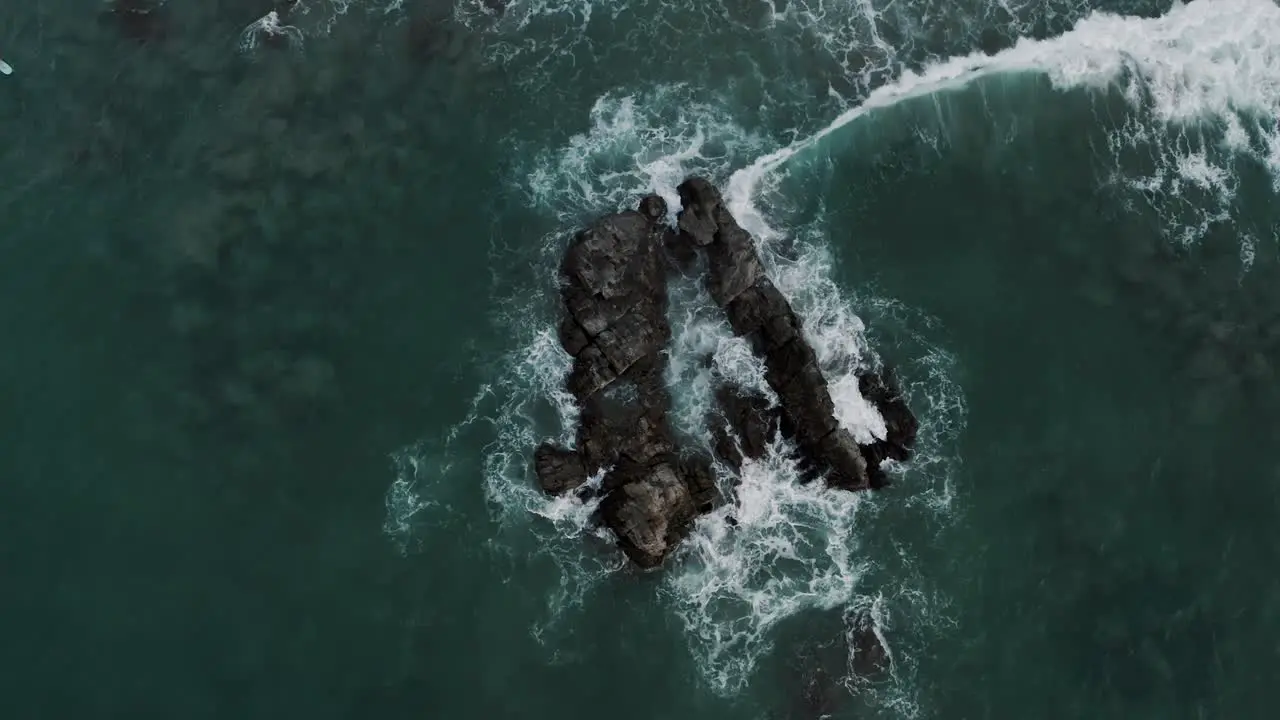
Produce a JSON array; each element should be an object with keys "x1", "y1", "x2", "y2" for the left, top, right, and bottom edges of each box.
[
  {"x1": 535, "y1": 177, "x2": 920, "y2": 568},
  {"x1": 674, "y1": 177, "x2": 917, "y2": 491}
]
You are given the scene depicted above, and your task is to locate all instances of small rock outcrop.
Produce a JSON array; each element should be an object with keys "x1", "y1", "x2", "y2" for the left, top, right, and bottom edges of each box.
[
  {"x1": 848, "y1": 611, "x2": 891, "y2": 680},
  {"x1": 857, "y1": 369, "x2": 919, "y2": 489},
  {"x1": 535, "y1": 178, "x2": 919, "y2": 568},
  {"x1": 710, "y1": 386, "x2": 779, "y2": 471}
]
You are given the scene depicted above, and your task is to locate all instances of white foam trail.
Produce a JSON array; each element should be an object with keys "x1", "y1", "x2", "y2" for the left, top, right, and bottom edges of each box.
[
  {"x1": 383, "y1": 453, "x2": 440, "y2": 554},
  {"x1": 679, "y1": 0, "x2": 1280, "y2": 698},
  {"x1": 667, "y1": 155, "x2": 961, "y2": 701},
  {"x1": 731, "y1": 0, "x2": 1280, "y2": 244}
]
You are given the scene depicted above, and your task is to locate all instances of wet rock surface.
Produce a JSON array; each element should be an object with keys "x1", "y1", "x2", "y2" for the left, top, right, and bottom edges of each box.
[
  {"x1": 534, "y1": 195, "x2": 714, "y2": 568},
  {"x1": 710, "y1": 385, "x2": 779, "y2": 471},
  {"x1": 536, "y1": 178, "x2": 920, "y2": 567},
  {"x1": 676, "y1": 177, "x2": 917, "y2": 491}
]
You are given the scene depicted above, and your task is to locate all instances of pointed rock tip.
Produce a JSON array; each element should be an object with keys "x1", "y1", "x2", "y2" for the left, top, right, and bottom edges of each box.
[
  {"x1": 638, "y1": 194, "x2": 667, "y2": 221},
  {"x1": 676, "y1": 176, "x2": 723, "y2": 208}
]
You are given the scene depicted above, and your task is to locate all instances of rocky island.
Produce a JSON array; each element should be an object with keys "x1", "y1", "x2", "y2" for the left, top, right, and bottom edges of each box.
[{"x1": 534, "y1": 177, "x2": 918, "y2": 568}]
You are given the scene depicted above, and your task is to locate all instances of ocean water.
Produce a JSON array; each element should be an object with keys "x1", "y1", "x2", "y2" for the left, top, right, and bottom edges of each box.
[{"x1": 3, "y1": 0, "x2": 1279, "y2": 717}]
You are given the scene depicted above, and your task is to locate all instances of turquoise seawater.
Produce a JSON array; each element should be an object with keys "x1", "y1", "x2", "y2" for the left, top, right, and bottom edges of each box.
[{"x1": 3, "y1": 1, "x2": 1279, "y2": 717}]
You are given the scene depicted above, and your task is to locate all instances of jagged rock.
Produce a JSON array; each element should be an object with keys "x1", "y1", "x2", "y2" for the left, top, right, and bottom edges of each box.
[
  {"x1": 677, "y1": 178, "x2": 766, "y2": 305},
  {"x1": 540, "y1": 179, "x2": 920, "y2": 567},
  {"x1": 560, "y1": 213, "x2": 663, "y2": 321},
  {"x1": 675, "y1": 176, "x2": 890, "y2": 493},
  {"x1": 575, "y1": 369, "x2": 674, "y2": 475},
  {"x1": 680, "y1": 455, "x2": 720, "y2": 514},
  {"x1": 567, "y1": 345, "x2": 617, "y2": 398},
  {"x1": 534, "y1": 444, "x2": 588, "y2": 495},
  {"x1": 726, "y1": 279, "x2": 800, "y2": 353},
  {"x1": 664, "y1": 229, "x2": 700, "y2": 273},
  {"x1": 543, "y1": 196, "x2": 711, "y2": 566},
  {"x1": 849, "y1": 612, "x2": 891, "y2": 679},
  {"x1": 592, "y1": 304, "x2": 670, "y2": 376},
  {"x1": 706, "y1": 218, "x2": 766, "y2": 306},
  {"x1": 818, "y1": 429, "x2": 873, "y2": 491},
  {"x1": 675, "y1": 177, "x2": 721, "y2": 247},
  {"x1": 557, "y1": 315, "x2": 590, "y2": 357},
  {"x1": 599, "y1": 460, "x2": 697, "y2": 568},
  {"x1": 711, "y1": 386, "x2": 779, "y2": 470},
  {"x1": 639, "y1": 195, "x2": 667, "y2": 221},
  {"x1": 857, "y1": 369, "x2": 919, "y2": 484}
]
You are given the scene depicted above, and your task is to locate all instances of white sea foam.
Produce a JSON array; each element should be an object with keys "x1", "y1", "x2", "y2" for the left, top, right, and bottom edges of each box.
[
  {"x1": 239, "y1": 10, "x2": 306, "y2": 53},
  {"x1": 731, "y1": 0, "x2": 1280, "y2": 246},
  {"x1": 667, "y1": 440, "x2": 875, "y2": 692},
  {"x1": 523, "y1": 86, "x2": 772, "y2": 225}
]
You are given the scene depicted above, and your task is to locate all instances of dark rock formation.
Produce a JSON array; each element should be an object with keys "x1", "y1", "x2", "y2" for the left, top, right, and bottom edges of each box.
[
  {"x1": 534, "y1": 195, "x2": 716, "y2": 568},
  {"x1": 597, "y1": 459, "x2": 698, "y2": 568},
  {"x1": 710, "y1": 386, "x2": 779, "y2": 471},
  {"x1": 857, "y1": 368, "x2": 919, "y2": 488},
  {"x1": 679, "y1": 455, "x2": 720, "y2": 514},
  {"x1": 796, "y1": 664, "x2": 841, "y2": 718},
  {"x1": 776, "y1": 610, "x2": 886, "y2": 719},
  {"x1": 533, "y1": 444, "x2": 587, "y2": 495},
  {"x1": 676, "y1": 177, "x2": 889, "y2": 491},
  {"x1": 536, "y1": 178, "x2": 919, "y2": 567}
]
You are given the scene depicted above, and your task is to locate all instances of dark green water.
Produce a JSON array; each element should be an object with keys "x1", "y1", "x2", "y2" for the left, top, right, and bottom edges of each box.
[{"x1": 3, "y1": 1, "x2": 1278, "y2": 718}]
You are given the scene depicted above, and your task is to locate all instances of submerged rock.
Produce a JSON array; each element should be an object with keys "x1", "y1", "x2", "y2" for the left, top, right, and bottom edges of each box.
[
  {"x1": 101, "y1": 0, "x2": 170, "y2": 44},
  {"x1": 848, "y1": 611, "x2": 891, "y2": 680},
  {"x1": 857, "y1": 368, "x2": 920, "y2": 489}
]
